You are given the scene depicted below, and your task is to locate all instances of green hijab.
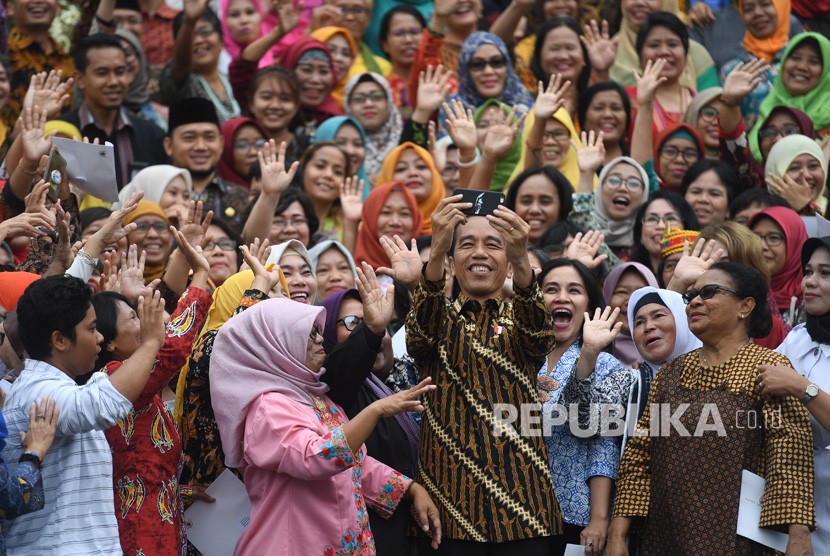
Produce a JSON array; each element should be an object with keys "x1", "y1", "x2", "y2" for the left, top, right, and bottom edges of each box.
[
  {"x1": 474, "y1": 100, "x2": 522, "y2": 192},
  {"x1": 750, "y1": 32, "x2": 830, "y2": 161}
]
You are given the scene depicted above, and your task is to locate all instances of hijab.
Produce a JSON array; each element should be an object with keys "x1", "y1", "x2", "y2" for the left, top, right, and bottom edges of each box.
[
  {"x1": 280, "y1": 37, "x2": 343, "y2": 124},
  {"x1": 116, "y1": 28, "x2": 150, "y2": 111},
  {"x1": 682, "y1": 87, "x2": 722, "y2": 128},
  {"x1": 376, "y1": 143, "x2": 445, "y2": 235},
  {"x1": 308, "y1": 240, "x2": 357, "y2": 278},
  {"x1": 752, "y1": 33, "x2": 830, "y2": 148},
  {"x1": 474, "y1": 100, "x2": 522, "y2": 192},
  {"x1": 266, "y1": 238, "x2": 315, "y2": 272},
  {"x1": 314, "y1": 116, "x2": 369, "y2": 194},
  {"x1": 220, "y1": 0, "x2": 262, "y2": 61},
  {"x1": 211, "y1": 298, "x2": 330, "y2": 470},
  {"x1": 653, "y1": 123, "x2": 706, "y2": 188},
  {"x1": 738, "y1": 0, "x2": 791, "y2": 63},
  {"x1": 801, "y1": 236, "x2": 830, "y2": 343},
  {"x1": 122, "y1": 200, "x2": 169, "y2": 283},
  {"x1": 0, "y1": 272, "x2": 40, "y2": 312},
  {"x1": 764, "y1": 133, "x2": 828, "y2": 214},
  {"x1": 595, "y1": 157, "x2": 649, "y2": 247},
  {"x1": 749, "y1": 106, "x2": 816, "y2": 162},
  {"x1": 511, "y1": 107, "x2": 583, "y2": 189},
  {"x1": 118, "y1": 165, "x2": 192, "y2": 210},
  {"x1": 627, "y1": 286, "x2": 702, "y2": 371},
  {"x1": 343, "y1": 72, "x2": 404, "y2": 182},
  {"x1": 603, "y1": 262, "x2": 659, "y2": 367},
  {"x1": 749, "y1": 206, "x2": 808, "y2": 312},
  {"x1": 355, "y1": 182, "x2": 423, "y2": 269},
  {"x1": 310, "y1": 27, "x2": 359, "y2": 109},
  {"x1": 218, "y1": 117, "x2": 270, "y2": 187}
]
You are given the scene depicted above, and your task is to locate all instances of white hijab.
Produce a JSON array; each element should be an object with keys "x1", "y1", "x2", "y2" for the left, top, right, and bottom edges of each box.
[
  {"x1": 594, "y1": 157, "x2": 649, "y2": 247},
  {"x1": 116, "y1": 165, "x2": 192, "y2": 209}
]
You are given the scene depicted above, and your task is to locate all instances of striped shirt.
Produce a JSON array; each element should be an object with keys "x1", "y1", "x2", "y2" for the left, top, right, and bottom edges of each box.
[{"x1": 1, "y1": 360, "x2": 132, "y2": 555}]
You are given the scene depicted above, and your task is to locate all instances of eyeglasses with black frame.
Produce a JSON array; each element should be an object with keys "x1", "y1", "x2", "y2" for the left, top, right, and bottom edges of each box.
[
  {"x1": 682, "y1": 284, "x2": 741, "y2": 305},
  {"x1": 336, "y1": 315, "x2": 364, "y2": 331}
]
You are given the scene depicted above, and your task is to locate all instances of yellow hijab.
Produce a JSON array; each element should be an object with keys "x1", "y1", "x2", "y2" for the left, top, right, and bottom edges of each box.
[
  {"x1": 510, "y1": 108, "x2": 583, "y2": 190},
  {"x1": 310, "y1": 27, "x2": 359, "y2": 110},
  {"x1": 123, "y1": 200, "x2": 169, "y2": 283}
]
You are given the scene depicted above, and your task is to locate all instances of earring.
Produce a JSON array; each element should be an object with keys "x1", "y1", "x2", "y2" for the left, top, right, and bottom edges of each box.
[{"x1": 739, "y1": 314, "x2": 745, "y2": 320}]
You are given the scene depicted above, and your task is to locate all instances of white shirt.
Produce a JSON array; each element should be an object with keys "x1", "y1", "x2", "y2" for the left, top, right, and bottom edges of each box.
[{"x1": 1, "y1": 360, "x2": 132, "y2": 555}]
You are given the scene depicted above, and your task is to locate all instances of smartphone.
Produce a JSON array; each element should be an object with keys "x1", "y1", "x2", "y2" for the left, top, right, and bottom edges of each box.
[
  {"x1": 44, "y1": 147, "x2": 68, "y2": 203},
  {"x1": 453, "y1": 188, "x2": 505, "y2": 217}
]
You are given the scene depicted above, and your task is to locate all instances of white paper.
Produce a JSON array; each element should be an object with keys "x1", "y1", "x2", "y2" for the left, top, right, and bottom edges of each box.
[
  {"x1": 736, "y1": 470, "x2": 789, "y2": 551},
  {"x1": 184, "y1": 469, "x2": 252, "y2": 556},
  {"x1": 391, "y1": 325, "x2": 408, "y2": 358},
  {"x1": 564, "y1": 544, "x2": 585, "y2": 556},
  {"x1": 52, "y1": 138, "x2": 118, "y2": 202}
]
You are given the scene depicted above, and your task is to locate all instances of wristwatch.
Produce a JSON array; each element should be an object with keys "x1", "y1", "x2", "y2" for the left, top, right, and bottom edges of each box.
[{"x1": 801, "y1": 383, "x2": 820, "y2": 404}]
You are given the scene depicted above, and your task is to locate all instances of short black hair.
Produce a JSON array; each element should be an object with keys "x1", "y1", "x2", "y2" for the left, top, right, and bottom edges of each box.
[
  {"x1": 630, "y1": 190, "x2": 699, "y2": 268},
  {"x1": 90, "y1": 291, "x2": 133, "y2": 370},
  {"x1": 505, "y1": 165, "x2": 574, "y2": 222},
  {"x1": 729, "y1": 189, "x2": 791, "y2": 219},
  {"x1": 247, "y1": 66, "x2": 301, "y2": 131},
  {"x1": 275, "y1": 187, "x2": 320, "y2": 238},
  {"x1": 531, "y1": 17, "x2": 591, "y2": 92},
  {"x1": 578, "y1": 82, "x2": 631, "y2": 148},
  {"x1": 680, "y1": 160, "x2": 738, "y2": 206},
  {"x1": 536, "y1": 220, "x2": 582, "y2": 251},
  {"x1": 379, "y1": 5, "x2": 426, "y2": 52},
  {"x1": 415, "y1": 234, "x2": 432, "y2": 254},
  {"x1": 79, "y1": 207, "x2": 113, "y2": 232},
  {"x1": 17, "y1": 276, "x2": 93, "y2": 361},
  {"x1": 710, "y1": 261, "x2": 772, "y2": 338},
  {"x1": 173, "y1": 8, "x2": 222, "y2": 40},
  {"x1": 636, "y1": 12, "x2": 689, "y2": 57},
  {"x1": 537, "y1": 258, "x2": 605, "y2": 314},
  {"x1": 75, "y1": 33, "x2": 126, "y2": 73}
]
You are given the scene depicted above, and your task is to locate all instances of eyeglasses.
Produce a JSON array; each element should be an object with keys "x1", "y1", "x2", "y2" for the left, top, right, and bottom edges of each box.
[
  {"x1": 273, "y1": 217, "x2": 309, "y2": 229},
  {"x1": 663, "y1": 259, "x2": 679, "y2": 273},
  {"x1": 193, "y1": 26, "x2": 217, "y2": 37},
  {"x1": 699, "y1": 106, "x2": 719, "y2": 123},
  {"x1": 133, "y1": 221, "x2": 169, "y2": 233},
  {"x1": 682, "y1": 283, "x2": 741, "y2": 304},
  {"x1": 660, "y1": 145, "x2": 700, "y2": 162},
  {"x1": 309, "y1": 324, "x2": 324, "y2": 341},
  {"x1": 206, "y1": 239, "x2": 237, "y2": 251},
  {"x1": 339, "y1": 5, "x2": 369, "y2": 16},
  {"x1": 758, "y1": 125, "x2": 800, "y2": 141},
  {"x1": 391, "y1": 27, "x2": 422, "y2": 39},
  {"x1": 468, "y1": 56, "x2": 507, "y2": 72},
  {"x1": 114, "y1": 14, "x2": 142, "y2": 26},
  {"x1": 755, "y1": 231, "x2": 785, "y2": 246},
  {"x1": 349, "y1": 91, "x2": 387, "y2": 105},
  {"x1": 543, "y1": 128, "x2": 570, "y2": 142},
  {"x1": 336, "y1": 315, "x2": 363, "y2": 331},
  {"x1": 604, "y1": 174, "x2": 644, "y2": 191},
  {"x1": 233, "y1": 139, "x2": 266, "y2": 152},
  {"x1": 642, "y1": 214, "x2": 682, "y2": 227}
]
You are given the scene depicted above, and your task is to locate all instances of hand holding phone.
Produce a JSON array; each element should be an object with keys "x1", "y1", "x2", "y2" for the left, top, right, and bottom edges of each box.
[
  {"x1": 452, "y1": 188, "x2": 505, "y2": 217},
  {"x1": 43, "y1": 147, "x2": 67, "y2": 203}
]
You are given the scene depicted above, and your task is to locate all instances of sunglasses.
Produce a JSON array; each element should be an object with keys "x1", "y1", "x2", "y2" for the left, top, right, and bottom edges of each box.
[
  {"x1": 468, "y1": 56, "x2": 506, "y2": 72},
  {"x1": 336, "y1": 315, "x2": 363, "y2": 331},
  {"x1": 682, "y1": 284, "x2": 741, "y2": 305}
]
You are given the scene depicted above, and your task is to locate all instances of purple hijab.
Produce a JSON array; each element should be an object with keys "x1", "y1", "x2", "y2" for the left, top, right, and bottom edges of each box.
[
  {"x1": 210, "y1": 298, "x2": 329, "y2": 470},
  {"x1": 603, "y1": 262, "x2": 659, "y2": 367}
]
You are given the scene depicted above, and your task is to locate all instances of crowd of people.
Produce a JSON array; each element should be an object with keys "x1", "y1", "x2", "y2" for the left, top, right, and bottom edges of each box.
[{"x1": 0, "y1": 0, "x2": 828, "y2": 553}]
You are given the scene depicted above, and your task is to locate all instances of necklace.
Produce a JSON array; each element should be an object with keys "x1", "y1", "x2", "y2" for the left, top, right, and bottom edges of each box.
[{"x1": 700, "y1": 339, "x2": 751, "y2": 368}]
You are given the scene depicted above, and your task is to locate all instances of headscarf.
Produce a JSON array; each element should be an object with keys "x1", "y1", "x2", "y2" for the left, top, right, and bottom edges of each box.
[
  {"x1": 682, "y1": 87, "x2": 722, "y2": 128},
  {"x1": 44, "y1": 120, "x2": 81, "y2": 141},
  {"x1": 440, "y1": 32, "x2": 534, "y2": 133},
  {"x1": 511, "y1": 108, "x2": 583, "y2": 189},
  {"x1": 0, "y1": 272, "x2": 40, "y2": 312},
  {"x1": 739, "y1": 0, "x2": 791, "y2": 63},
  {"x1": 376, "y1": 143, "x2": 445, "y2": 235},
  {"x1": 751, "y1": 33, "x2": 830, "y2": 151},
  {"x1": 801, "y1": 236, "x2": 830, "y2": 343},
  {"x1": 595, "y1": 157, "x2": 649, "y2": 247},
  {"x1": 220, "y1": 0, "x2": 263, "y2": 62},
  {"x1": 749, "y1": 206, "x2": 808, "y2": 312},
  {"x1": 764, "y1": 133, "x2": 828, "y2": 214},
  {"x1": 117, "y1": 165, "x2": 192, "y2": 209},
  {"x1": 653, "y1": 123, "x2": 706, "y2": 187},
  {"x1": 266, "y1": 239, "x2": 315, "y2": 272},
  {"x1": 314, "y1": 116, "x2": 370, "y2": 194},
  {"x1": 355, "y1": 182, "x2": 422, "y2": 269},
  {"x1": 115, "y1": 28, "x2": 150, "y2": 111},
  {"x1": 310, "y1": 27, "x2": 359, "y2": 109},
  {"x1": 320, "y1": 288, "x2": 361, "y2": 353},
  {"x1": 626, "y1": 286, "x2": 702, "y2": 371},
  {"x1": 749, "y1": 106, "x2": 816, "y2": 162},
  {"x1": 308, "y1": 240, "x2": 357, "y2": 277},
  {"x1": 211, "y1": 298, "x2": 330, "y2": 470},
  {"x1": 122, "y1": 200, "x2": 169, "y2": 283},
  {"x1": 603, "y1": 262, "x2": 659, "y2": 367},
  {"x1": 218, "y1": 117, "x2": 269, "y2": 187},
  {"x1": 474, "y1": 100, "x2": 522, "y2": 192},
  {"x1": 280, "y1": 37, "x2": 343, "y2": 124},
  {"x1": 343, "y1": 72, "x2": 404, "y2": 182}
]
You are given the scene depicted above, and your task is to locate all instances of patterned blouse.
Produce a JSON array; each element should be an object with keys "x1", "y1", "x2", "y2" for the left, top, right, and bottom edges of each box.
[
  {"x1": 406, "y1": 273, "x2": 561, "y2": 542},
  {"x1": 0, "y1": 453, "x2": 45, "y2": 556}
]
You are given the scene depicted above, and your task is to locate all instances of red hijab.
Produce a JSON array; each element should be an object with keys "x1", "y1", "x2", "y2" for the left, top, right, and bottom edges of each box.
[
  {"x1": 749, "y1": 206, "x2": 808, "y2": 312},
  {"x1": 279, "y1": 37, "x2": 343, "y2": 124},
  {"x1": 653, "y1": 123, "x2": 706, "y2": 188},
  {"x1": 0, "y1": 272, "x2": 39, "y2": 312},
  {"x1": 355, "y1": 182, "x2": 422, "y2": 269},
  {"x1": 218, "y1": 117, "x2": 269, "y2": 188}
]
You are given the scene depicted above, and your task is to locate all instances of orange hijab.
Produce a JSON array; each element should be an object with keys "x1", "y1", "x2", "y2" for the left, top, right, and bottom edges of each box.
[
  {"x1": 739, "y1": 0, "x2": 791, "y2": 63},
  {"x1": 376, "y1": 142, "x2": 445, "y2": 234},
  {"x1": 309, "y1": 27, "x2": 359, "y2": 110},
  {"x1": 0, "y1": 272, "x2": 40, "y2": 311},
  {"x1": 355, "y1": 182, "x2": 423, "y2": 269}
]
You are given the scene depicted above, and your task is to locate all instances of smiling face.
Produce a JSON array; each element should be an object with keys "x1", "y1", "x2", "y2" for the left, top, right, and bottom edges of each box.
[
  {"x1": 303, "y1": 146, "x2": 347, "y2": 204},
  {"x1": 327, "y1": 34, "x2": 354, "y2": 82},
  {"x1": 316, "y1": 247, "x2": 355, "y2": 301},
  {"x1": 448, "y1": 0, "x2": 482, "y2": 29},
  {"x1": 542, "y1": 265, "x2": 590, "y2": 348},
  {"x1": 376, "y1": 190, "x2": 416, "y2": 242},
  {"x1": 392, "y1": 148, "x2": 433, "y2": 202},
  {"x1": 159, "y1": 175, "x2": 191, "y2": 218},
  {"x1": 77, "y1": 47, "x2": 129, "y2": 111},
  {"x1": 542, "y1": 0, "x2": 579, "y2": 19},
  {"x1": 232, "y1": 124, "x2": 267, "y2": 178},
  {"x1": 167, "y1": 123, "x2": 223, "y2": 178},
  {"x1": 334, "y1": 123, "x2": 366, "y2": 172},
  {"x1": 475, "y1": 105, "x2": 502, "y2": 146},
  {"x1": 584, "y1": 89, "x2": 627, "y2": 145},
  {"x1": 632, "y1": 302, "x2": 677, "y2": 364},
  {"x1": 270, "y1": 201, "x2": 311, "y2": 246},
  {"x1": 758, "y1": 110, "x2": 801, "y2": 159},
  {"x1": 742, "y1": 0, "x2": 777, "y2": 38},
  {"x1": 622, "y1": 0, "x2": 661, "y2": 29},
  {"x1": 450, "y1": 217, "x2": 509, "y2": 302},
  {"x1": 249, "y1": 75, "x2": 299, "y2": 136},
  {"x1": 751, "y1": 217, "x2": 787, "y2": 276},
  {"x1": 782, "y1": 42, "x2": 823, "y2": 97},
  {"x1": 540, "y1": 25, "x2": 585, "y2": 85},
  {"x1": 191, "y1": 20, "x2": 222, "y2": 72},
  {"x1": 348, "y1": 80, "x2": 389, "y2": 133},
  {"x1": 696, "y1": 99, "x2": 722, "y2": 150},
  {"x1": 280, "y1": 253, "x2": 317, "y2": 304},
  {"x1": 600, "y1": 162, "x2": 645, "y2": 221},
  {"x1": 659, "y1": 137, "x2": 699, "y2": 189},
  {"x1": 684, "y1": 169, "x2": 729, "y2": 226},
  {"x1": 336, "y1": 297, "x2": 363, "y2": 343},
  {"x1": 383, "y1": 12, "x2": 423, "y2": 67},
  {"x1": 541, "y1": 119, "x2": 571, "y2": 169},
  {"x1": 204, "y1": 224, "x2": 239, "y2": 286},
  {"x1": 225, "y1": 0, "x2": 261, "y2": 45},
  {"x1": 641, "y1": 199, "x2": 683, "y2": 256},
  {"x1": 685, "y1": 268, "x2": 752, "y2": 340},
  {"x1": 127, "y1": 215, "x2": 172, "y2": 267},
  {"x1": 786, "y1": 153, "x2": 825, "y2": 202},
  {"x1": 803, "y1": 246, "x2": 830, "y2": 317},
  {"x1": 332, "y1": 0, "x2": 371, "y2": 42},
  {"x1": 639, "y1": 26, "x2": 686, "y2": 84},
  {"x1": 610, "y1": 269, "x2": 649, "y2": 335},
  {"x1": 294, "y1": 58, "x2": 334, "y2": 107},
  {"x1": 515, "y1": 174, "x2": 562, "y2": 243},
  {"x1": 9, "y1": 0, "x2": 60, "y2": 32},
  {"x1": 469, "y1": 44, "x2": 507, "y2": 99}
]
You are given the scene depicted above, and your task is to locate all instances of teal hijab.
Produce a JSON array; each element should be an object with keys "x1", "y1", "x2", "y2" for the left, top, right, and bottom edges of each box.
[{"x1": 315, "y1": 116, "x2": 371, "y2": 199}]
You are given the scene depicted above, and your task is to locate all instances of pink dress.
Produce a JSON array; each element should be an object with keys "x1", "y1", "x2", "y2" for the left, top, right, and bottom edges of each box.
[{"x1": 236, "y1": 393, "x2": 413, "y2": 555}]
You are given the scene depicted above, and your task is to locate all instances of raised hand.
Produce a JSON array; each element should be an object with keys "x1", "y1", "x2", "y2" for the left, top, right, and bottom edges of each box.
[
  {"x1": 722, "y1": 58, "x2": 770, "y2": 106},
  {"x1": 667, "y1": 238, "x2": 725, "y2": 293},
  {"x1": 242, "y1": 244, "x2": 284, "y2": 295},
  {"x1": 308, "y1": 3, "x2": 340, "y2": 31},
  {"x1": 239, "y1": 237, "x2": 271, "y2": 271},
  {"x1": 581, "y1": 20, "x2": 619, "y2": 74},
  {"x1": 481, "y1": 105, "x2": 526, "y2": 159},
  {"x1": 416, "y1": 65, "x2": 453, "y2": 118},
  {"x1": 259, "y1": 139, "x2": 299, "y2": 196},
  {"x1": 0, "y1": 212, "x2": 54, "y2": 242},
  {"x1": 171, "y1": 227, "x2": 210, "y2": 276},
  {"x1": 120, "y1": 245, "x2": 160, "y2": 303},
  {"x1": 688, "y1": 3, "x2": 716, "y2": 27},
  {"x1": 376, "y1": 236, "x2": 423, "y2": 291},
  {"x1": 442, "y1": 99, "x2": 477, "y2": 151},
  {"x1": 138, "y1": 290, "x2": 166, "y2": 348},
  {"x1": 275, "y1": 0, "x2": 301, "y2": 34},
  {"x1": 575, "y1": 130, "x2": 606, "y2": 174},
  {"x1": 486, "y1": 205, "x2": 530, "y2": 265},
  {"x1": 634, "y1": 58, "x2": 667, "y2": 107},
  {"x1": 533, "y1": 74, "x2": 571, "y2": 120},
  {"x1": 582, "y1": 306, "x2": 622, "y2": 354},
  {"x1": 370, "y1": 377, "x2": 436, "y2": 417},
  {"x1": 52, "y1": 204, "x2": 74, "y2": 271},
  {"x1": 177, "y1": 200, "x2": 214, "y2": 248},
  {"x1": 183, "y1": 0, "x2": 210, "y2": 22},
  {"x1": 339, "y1": 176, "x2": 364, "y2": 223},
  {"x1": 767, "y1": 173, "x2": 813, "y2": 212},
  {"x1": 93, "y1": 191, "x2": 145, "y2": 248},
  {"x1": 565, "y1": 231, "x2": 609, "y2": 270},
  {"x1": 355, "y1": 262, "x2": 395, "y2": 334},
  {"x1": 23, "y1": 71, "x2": 73, "y2": 118},
  {"x1": 433, "y1": 0, "x2": 460, "y2": 18},
  {"x1": 430, "y1": 194, "x2": 471, "y2": 258},
  {"x1": 20, "y1": 106, "x2": 54, "y2": 163}
]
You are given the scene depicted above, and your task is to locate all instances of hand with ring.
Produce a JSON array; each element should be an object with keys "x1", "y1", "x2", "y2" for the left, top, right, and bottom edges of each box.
[{"x1": 21, "y1": 397, "x2": 60, "y2": 460}]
